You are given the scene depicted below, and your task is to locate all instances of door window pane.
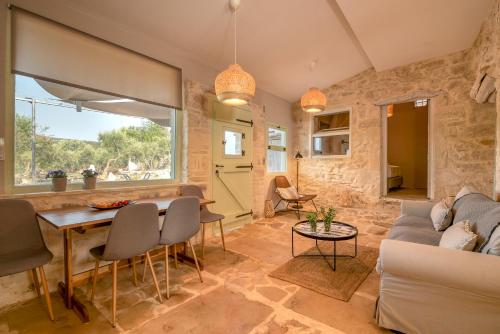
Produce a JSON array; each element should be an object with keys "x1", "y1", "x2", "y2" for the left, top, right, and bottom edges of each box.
[{"x1": 224, "y1": 130, "x2": 243, "y2": 156}]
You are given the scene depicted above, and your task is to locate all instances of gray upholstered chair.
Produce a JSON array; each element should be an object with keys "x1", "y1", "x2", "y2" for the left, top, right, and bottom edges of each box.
[
  {"x1": 0, "y1": 199, "x2": 54, "y2": 321},
  {"x1": 89, "y1": 203, "x2": 162, "y2": 327},
  {"x1": 180, "y1": 185, "x2": 226, "y2": 257},
  {"x1": 160, "y1": 196, "x2": 202, "y2": 298}
]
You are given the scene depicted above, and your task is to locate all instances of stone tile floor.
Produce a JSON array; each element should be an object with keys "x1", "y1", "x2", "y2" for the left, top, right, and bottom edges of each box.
[{"x1": 0, "y1": 203, "x2": 400, "y2": 334}]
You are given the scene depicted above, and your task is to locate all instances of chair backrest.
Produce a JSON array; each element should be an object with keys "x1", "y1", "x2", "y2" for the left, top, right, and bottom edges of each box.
[
  {"x1": 160, "y1": 196, "x2": 200, "y2": 246},
  {"x1": 102, "y1": 203, "x2": 160, "y2": 261},
  {"x1": 180, "y1": 185, "x2": 204, "y2": 199},
  {"x1": 0, "y1": 199, "x2": 47, "y2": 256},
  {"x1": 275, "y1": 176, "x2": 291, "y2": 189}
]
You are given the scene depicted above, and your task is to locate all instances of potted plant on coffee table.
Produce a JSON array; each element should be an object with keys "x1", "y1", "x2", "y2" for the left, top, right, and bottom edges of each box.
[
  {"x1": 306, "y1": 212, "x2": 318, "y2": 232},
  {"x1": 46, "y1": 170, "x2": 68, "y2": 192},
  {"x1": 323, "y1": 207, "x2": 336, "y2": 232},
  {"x1": 81, "y1": 169, "x2": 99, "y2": 190}
]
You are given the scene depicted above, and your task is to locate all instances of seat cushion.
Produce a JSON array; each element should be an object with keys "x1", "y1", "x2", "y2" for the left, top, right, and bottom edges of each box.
[
  {"x1": 89, "y1": 245, "x2": 105, "y2": 259},
  {"x1": 0, "y1": 248, "x2": 53, "y2": 277},
  {"x1": 200, "y1": 211, "x2": 225, "y2": 223},
  {"x1": 394, "y1": 215, "x2": 434, "y2": 230}
]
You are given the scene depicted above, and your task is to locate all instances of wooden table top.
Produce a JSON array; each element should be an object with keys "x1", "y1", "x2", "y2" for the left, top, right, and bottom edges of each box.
[{"x1": 37, "y1": 197, "x2": 214, "y2": 231}]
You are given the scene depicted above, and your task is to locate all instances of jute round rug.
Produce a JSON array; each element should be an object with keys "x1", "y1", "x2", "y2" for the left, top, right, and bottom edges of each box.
[{"x1": 269, "y1": 242, "x2": 378, "y2": 301}]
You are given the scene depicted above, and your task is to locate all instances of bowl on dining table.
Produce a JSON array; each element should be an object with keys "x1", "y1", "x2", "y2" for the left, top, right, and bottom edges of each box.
[{"x1": 88, "y1": 200, "x2": 135, "y2": 210}]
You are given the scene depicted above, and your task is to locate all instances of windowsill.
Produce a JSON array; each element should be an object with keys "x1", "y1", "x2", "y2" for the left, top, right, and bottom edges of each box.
[
  {"x1": 0, "y1": 182, "x2": 184, "y2": 199},
  {"x1": 311, "y1": 154, "x2": 351, "y2": 159}
]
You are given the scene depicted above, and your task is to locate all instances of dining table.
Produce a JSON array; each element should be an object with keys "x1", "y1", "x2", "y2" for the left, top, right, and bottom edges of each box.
[{"x1": 37, "y1": 197, "x2": 214, "y2": 323}]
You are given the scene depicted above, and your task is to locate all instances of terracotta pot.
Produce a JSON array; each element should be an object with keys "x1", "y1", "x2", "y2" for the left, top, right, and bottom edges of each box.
[
  {"x1": 52, "y1": 177, "x2": 67, "y2": 192},
  {"x1": 83, "y1": 176, "x2": 97, "y2": 190}
]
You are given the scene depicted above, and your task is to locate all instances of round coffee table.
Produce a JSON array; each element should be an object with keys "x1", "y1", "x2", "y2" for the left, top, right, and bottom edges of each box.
[{"x1": 292, "y1": 220, "x2": 358, "y2": 271}]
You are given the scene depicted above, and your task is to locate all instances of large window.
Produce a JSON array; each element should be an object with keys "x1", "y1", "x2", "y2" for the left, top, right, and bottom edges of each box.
[
  {"x1": 311, "y1": 109, "x2": 350, "y2": 156},
  {"x1": 267, "y1": 125, "x2": 287, "y2": 173},
  {"x1": 14, "y1": 75, "x2": 176, "y2": 187}
]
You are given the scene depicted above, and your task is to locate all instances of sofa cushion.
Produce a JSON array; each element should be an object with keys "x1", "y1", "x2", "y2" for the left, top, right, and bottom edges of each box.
[
  {"x1": 430, "y1": 200, "x2": 453, "y2": 231},
  {"x1": 452, "y1": 193, "x2": 500, "y2": 251},
  {"x1": 482, "y1": 225, "x2": 500, "y2": 255},
  {"x1": 388, "y1": 216, "x2": 442, "y2": 246},
  {"x1": 439, "y1": 220, "x2": 478, "y2": 251}
]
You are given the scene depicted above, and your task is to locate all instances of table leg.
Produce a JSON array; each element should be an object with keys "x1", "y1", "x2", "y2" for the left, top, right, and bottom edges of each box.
[
  {"x1": 333, "y1": 240, "x2": 337, "y2": 271},
  {"x1": 58, "y1": 229, "x2": 90, "y2": 323}
]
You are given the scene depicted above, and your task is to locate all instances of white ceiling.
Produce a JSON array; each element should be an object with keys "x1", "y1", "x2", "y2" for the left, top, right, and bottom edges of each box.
[{"x1": 11, "y1": 0, "x2": 494, "y2": 101}]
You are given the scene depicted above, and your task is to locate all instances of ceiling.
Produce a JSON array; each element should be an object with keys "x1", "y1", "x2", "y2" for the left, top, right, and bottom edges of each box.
[{"x1": 11, "y1": 0, "x2": 494, "y2": 102}]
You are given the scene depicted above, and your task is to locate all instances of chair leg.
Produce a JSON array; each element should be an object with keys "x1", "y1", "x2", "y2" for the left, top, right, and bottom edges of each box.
[
  {"x1": 188, "y1": 240, "x2": 203, "y2": 283},
  {"x1": 90, "y1": 258, "x2": 100, "y2": 303},
  {"x1": 131, "y1": 256, "x2": 138, "y2": 286},
  {"x1": 111, "y1": 261, "x2": 117, "y2": 328},
  {"x1": 164, "y1": 245, "x2": 170, "y2": 299},
  {"x1": 311, "y1": 200, "x2": 319, "y2": 213},
  {"x1": 146, "y1": 251, "x2": 163, "y2": 303},
  {"x1": 219, "y1": 219, "x2": 226, "y2": 251},
  {"x1": 31, "y1": 268, "x2": 41, "y2": 297},
  {"x1": 38, "y1": 266, "x2": 54, "y2": 321},
  {"x1": 201, "y1": 223, "x2": 206, "y2": 259},
  {"x1": 142, "y1": 254, "x2": 147, "y2": 283},
  {"x1": 173, "y1": 244, "x2": 178, "y2": 269}
]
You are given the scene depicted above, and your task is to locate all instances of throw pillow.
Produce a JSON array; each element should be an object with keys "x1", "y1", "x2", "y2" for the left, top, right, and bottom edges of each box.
[
  {"x1": 276, "y1": 186, "x2": 300, "y2": 200},
  {"x1": 430, "y1": 200, "x2": 453, "y2": 231},
  {"x1": 455, "y1": 185, "x2": 476, "y2": 201},
  {"x1": 439, "y1": 220, "x2": 478, "y2": 251},
  {"x1": 481, "y1": 225, "x2": 500, "y2": 256}
]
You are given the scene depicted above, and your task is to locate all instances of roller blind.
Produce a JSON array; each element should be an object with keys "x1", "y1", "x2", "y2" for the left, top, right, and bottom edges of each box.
[{"x1": 11, "y1": 7, "x2": 183, "y2": 109}]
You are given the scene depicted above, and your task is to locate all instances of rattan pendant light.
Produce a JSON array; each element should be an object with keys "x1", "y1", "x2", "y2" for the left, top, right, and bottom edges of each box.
[
  {"x1": 301, "y1": 60, "x2": 326, "y2": 112},
  {"x1": 215, "y1": 0, "x2": 255, "y2": 106}
]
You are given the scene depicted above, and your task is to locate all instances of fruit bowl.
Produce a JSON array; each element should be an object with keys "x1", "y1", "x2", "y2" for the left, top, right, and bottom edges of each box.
[{"x1": 89, "y1": 200, "x2": 135, "y2": 210}]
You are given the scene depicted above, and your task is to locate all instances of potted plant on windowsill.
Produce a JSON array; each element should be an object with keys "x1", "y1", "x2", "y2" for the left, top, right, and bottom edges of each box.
[
  {"x1": 81, "y1": 169, "x2": 99, "y2": 190},
  {"x1": 46, "y1": 170, "x2": 68, "y2": 192}
]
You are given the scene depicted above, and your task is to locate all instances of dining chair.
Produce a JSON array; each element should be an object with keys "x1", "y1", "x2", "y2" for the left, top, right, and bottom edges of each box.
[
  {"x1": 180, "y1": 185, "x2": 226, "y2": 258},
  {"x1": 159, "y1": 196, "x2": 202, "y2": 298},
  {"x1": 89, "y1": 203, "x2": 162, "y2": 327},
  {"x1": 0, "y1": 199, "x2": 54, "y2": 320}
]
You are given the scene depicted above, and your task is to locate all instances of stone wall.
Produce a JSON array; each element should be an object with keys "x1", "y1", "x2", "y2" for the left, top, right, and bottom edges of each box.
[{"x1": 294, "y1": 22, "x2": 498, "y2": 207}]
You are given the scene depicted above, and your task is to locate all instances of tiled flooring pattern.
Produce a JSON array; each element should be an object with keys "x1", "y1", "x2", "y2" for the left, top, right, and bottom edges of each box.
[{"x1": 0, "y1": 203, "x2": 399, "y2": 334}]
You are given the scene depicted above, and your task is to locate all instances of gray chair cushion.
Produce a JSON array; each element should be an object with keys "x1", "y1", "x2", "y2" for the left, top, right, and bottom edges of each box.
[
  {"x1": 200, "y1": 211, "x2": 225, "y2": 223},
  {"x1": 0, "y1": 248, "x2": 53, "y2": 277},
  {"x1": 0, "y1": 199, "x2": 53, "y2": 276},
  {"x1": 160, "y1": 197, "x2": 200, "y2": 245},
  {"x1": 101, "y1": 203, "x2": 160, "y2": 261}
]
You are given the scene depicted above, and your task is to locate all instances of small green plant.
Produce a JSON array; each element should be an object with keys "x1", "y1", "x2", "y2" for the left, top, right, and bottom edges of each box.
[
  {"x1": 323, "y1": 207, "x2": 336, "y2": 232},
  {"x1": 306, "y1": 212, "x2": 318, "y2": 232}
]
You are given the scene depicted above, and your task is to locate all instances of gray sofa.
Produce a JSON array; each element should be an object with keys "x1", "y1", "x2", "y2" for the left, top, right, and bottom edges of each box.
[{"x1": 376, "y1": 193, "x2": 500, "y2": 334}]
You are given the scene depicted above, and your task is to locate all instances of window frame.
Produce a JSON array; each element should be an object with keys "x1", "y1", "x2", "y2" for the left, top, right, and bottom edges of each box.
[
  {"x1": 266, "y1": 123, "x2": 288, "y2": 174},
  {"x1": 309, "y1": 107, "x2": 352, "y2": 158},
  {"x1": 5, "y1": 73, "x2": 182, "y2": 194}
]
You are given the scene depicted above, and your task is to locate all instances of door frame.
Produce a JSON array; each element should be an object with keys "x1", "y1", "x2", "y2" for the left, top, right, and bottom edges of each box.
[{"x1": 380, "y1": 99, "x2": 434, "y2": 199}]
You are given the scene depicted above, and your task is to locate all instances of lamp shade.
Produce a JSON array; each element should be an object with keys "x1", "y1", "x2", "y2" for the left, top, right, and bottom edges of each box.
[
  {"x1": 215, "y1": 64, "x2": 256, "y2": 106},
  {"x1": 301, "y1": 87, "x2": 326, "y2": 112}
]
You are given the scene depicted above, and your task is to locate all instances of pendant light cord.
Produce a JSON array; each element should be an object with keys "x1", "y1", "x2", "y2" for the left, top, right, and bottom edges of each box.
[{"x1": 234, "y1": 7, "x2": 237, "y2": 64}]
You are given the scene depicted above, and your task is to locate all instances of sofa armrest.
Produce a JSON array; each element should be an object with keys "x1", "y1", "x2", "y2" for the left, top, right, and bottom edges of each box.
[
  {"x1": 379, "y1": 239, "x2": 500, "y2": 298},
  {"x1": 400, "y1": 200, "x2": 435, "y2": 218}
]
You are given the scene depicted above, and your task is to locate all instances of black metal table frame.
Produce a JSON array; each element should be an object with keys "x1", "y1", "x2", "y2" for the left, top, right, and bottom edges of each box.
[{"x1": 291, "y1": 221, "x2": 358, "y2": 271}]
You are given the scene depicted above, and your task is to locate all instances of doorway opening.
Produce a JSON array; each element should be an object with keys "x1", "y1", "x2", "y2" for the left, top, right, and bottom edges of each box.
[{"x1": 384, "y1": 100, "x2": 429, "y2": 200}]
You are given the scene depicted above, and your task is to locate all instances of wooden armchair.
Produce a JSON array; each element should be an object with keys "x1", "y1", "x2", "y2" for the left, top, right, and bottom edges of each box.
[{"x1": 274, "y1": 176, "x2": 318, "y2": 219}]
